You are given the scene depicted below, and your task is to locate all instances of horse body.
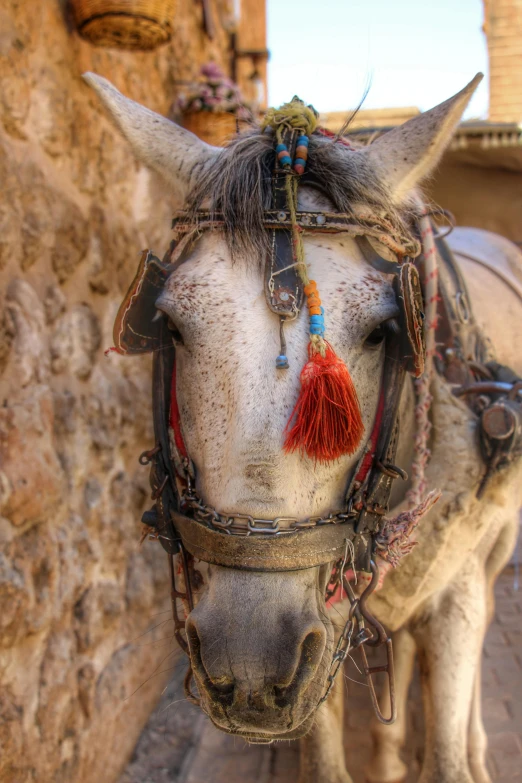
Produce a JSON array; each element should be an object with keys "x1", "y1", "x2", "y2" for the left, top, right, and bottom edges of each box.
[
  {"x1": 363, "y1": 229, "x2": 522, "y2": 783},
  {"x1": 85, "y1": 72, "x2": 522, "y2": 782}
]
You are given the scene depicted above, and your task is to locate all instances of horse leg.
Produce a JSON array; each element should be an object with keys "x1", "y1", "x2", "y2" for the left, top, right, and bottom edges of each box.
[
  {"x1": 468, "y1": 519, "x2": 519, "y2": 783},
  {"x1": 299, "y1": 675, "x2": 352, "y2": 783},
  {"x1": 365, "y1": 627, "x2": 416, "y2": 783},
  {"x1": 468, "y1": 669, "x2": 491, "y2": 783},
  {"x1": 411, "y1": 556, "x2": 487, "y2": 783}
]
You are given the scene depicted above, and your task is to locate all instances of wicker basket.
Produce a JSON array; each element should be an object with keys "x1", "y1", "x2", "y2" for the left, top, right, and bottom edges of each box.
[
  {"x1": 183, "y1": 111, "x2": 239, "y2": 147},
  {"x1": 71, "y1": 0, "x2": 176, "y2": 50}
]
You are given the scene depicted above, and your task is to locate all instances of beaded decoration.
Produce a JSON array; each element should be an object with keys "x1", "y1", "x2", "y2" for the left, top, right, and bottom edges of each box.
[
  {"x1": 293, "y1": 135, "x2": 309, "y2": 175},
  {"x1": 262, "y1": 98, "x2": 364, "y2": 462}
]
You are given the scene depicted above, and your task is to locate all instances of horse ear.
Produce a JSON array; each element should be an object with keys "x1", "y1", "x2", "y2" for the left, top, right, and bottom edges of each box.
[
  {"x1": 361, "y1": 73, "x2": 483, "y2": 204},
  {"x1": 83, "y1": 72, "x2": 220, "y2": 205}
]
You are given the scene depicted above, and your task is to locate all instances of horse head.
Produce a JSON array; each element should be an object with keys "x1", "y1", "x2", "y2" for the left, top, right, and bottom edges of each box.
[{"x1": 85, "y1": 72, "x2": 480, "y2": 741}]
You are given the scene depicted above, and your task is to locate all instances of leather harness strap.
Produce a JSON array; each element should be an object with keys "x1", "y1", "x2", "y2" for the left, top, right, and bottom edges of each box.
[
  {"x1": 432, "y1": 234, "x2": 522, "y2": 496},
  {"x1": 171, "y1": 511, "x2": 354, "y2": 571},
  {"x1": 173, "y1": 209, "x2": 420, "y2": 260},
  {"x1": 265, "y1": 126, "x2": 305, "y2": 318}
]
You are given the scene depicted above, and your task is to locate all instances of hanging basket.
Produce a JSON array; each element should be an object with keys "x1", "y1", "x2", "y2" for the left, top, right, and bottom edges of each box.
[
  {"x1": 70, "y1": 0, "x2": 176, "y2": 50},
  {"x1": 183, "y1": 111, "x2": 239, "y2": 147}
]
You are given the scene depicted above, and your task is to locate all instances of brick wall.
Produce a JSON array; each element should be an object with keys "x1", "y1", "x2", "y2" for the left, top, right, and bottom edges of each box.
[{"x1": 484, "y1": 0, "x2": 522, "y2": 122}]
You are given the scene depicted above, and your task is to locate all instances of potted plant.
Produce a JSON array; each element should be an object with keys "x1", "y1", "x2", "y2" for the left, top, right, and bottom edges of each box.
[{"x1": 177, "y1": 63, "x2": 252, "y2": 146}]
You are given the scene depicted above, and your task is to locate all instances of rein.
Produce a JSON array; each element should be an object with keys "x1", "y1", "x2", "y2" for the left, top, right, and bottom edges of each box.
[{"x1": 110, "y1": 102, "x2": 522, "y2": 722}]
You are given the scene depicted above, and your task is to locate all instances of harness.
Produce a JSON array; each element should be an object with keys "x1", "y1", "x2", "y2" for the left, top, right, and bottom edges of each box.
[{"x1": 110, "y1": 126, "x2": 522, "y2": 723}]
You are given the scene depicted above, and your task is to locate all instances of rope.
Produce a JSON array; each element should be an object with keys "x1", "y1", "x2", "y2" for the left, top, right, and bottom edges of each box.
[
  {"x1": 261, "y1": 97, "x2": 318, "y2": 138},
  {"x1": 408, "y1": 201, "x2": 439, "y2": 507}
]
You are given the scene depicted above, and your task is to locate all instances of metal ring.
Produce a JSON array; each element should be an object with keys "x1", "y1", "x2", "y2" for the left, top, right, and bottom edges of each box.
[
  {"x1": 139, "y1": 444, "x2": 161, "y2": 465},
  {"x1": 376, "y1": 461, "x2": 408, "y2": 481}
]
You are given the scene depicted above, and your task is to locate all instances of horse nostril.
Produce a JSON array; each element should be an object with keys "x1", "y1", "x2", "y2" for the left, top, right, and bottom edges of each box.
[
  {"x1": 274, "y1": 629, "x2": 325, "y2": 708},
  {"x1": 185, "y1": 619, "x2": 235, "y2": 706}
]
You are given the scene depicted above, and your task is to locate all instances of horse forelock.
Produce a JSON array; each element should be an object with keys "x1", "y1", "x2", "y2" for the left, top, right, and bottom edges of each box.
[{"x1": 185, "y1": 128, "x2": 421, "y2": 263}]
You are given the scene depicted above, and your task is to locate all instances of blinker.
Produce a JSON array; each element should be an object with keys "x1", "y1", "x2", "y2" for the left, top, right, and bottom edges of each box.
[{"x1": 108, "y1": 249, "x2": 172, "y2": 356}]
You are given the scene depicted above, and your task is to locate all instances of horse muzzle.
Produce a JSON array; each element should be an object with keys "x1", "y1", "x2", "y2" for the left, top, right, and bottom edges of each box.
[{"x1": 185, "y1": 594, "x2": 329, "y2": 736}]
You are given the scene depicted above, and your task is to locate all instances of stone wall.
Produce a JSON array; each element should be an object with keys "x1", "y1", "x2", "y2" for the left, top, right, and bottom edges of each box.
[{"x1": 0, "y1": 2, "x2": 237, "y2": 781}]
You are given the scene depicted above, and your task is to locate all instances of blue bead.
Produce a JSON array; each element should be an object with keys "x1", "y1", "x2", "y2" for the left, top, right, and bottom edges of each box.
[
  {"x1": 320, "y1": 306, "x2": 325, "y2": 315},
  {"x1": 280, "y1": 155, "x2": 292, "y2": 166},
  {"x1": 276, "y1": 143, "x2": 287, "y2": 153},
  {"x1": 309, "y1": 315, "x2": 324, "y2": 324},
  {"x1": 297, "y1": 135, "x2": 309, "y2": 146},
  {"x1": 294, "y1": 157, "x2": 307, "y2": 168},
  {"x1": 310, "y1": 324, "x2": 325, "y2": 335},
  {"x1": 276, "y1": 354, "x2": 289, "y2": 369}
]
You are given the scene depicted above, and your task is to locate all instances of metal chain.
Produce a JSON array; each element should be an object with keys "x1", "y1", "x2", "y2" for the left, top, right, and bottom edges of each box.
[
  {"x1": 318, "y1": 561, "x2": 396, "y2": 724},
  {"x1": 180, "y1": 471, "x2": 356, "y2": 536}
]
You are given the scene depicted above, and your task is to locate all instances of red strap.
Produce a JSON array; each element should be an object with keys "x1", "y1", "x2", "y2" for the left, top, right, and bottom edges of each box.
[
  {"x1": 316, "y1": 127, "x2": 354, "y2": 149},
  {"x1": 355, "y1": 388, "x2": 385, "y2": 484},
  {"x1": 169, "y1": 359, "x2": 188, "y2": 459}
]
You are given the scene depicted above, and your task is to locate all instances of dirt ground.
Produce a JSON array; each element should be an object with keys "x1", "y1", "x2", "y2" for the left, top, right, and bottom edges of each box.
[{"x1": 119, "y1": 567, "x2": 522, "y2": 783}]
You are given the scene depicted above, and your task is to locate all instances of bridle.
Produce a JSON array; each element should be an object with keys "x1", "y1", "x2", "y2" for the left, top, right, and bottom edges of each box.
[
  {"x1": 110, "y1": 123, "x2": 522, "y2": 724},
  {"x1": 118, "y1": 205, "x2": 425, "y2": 722}
]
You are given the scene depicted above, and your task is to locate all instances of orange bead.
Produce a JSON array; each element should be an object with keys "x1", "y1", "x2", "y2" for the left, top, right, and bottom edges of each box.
[
  {"x1": 309, "y1": 306, "x2": 322, "y2": 315},
  {"x1": 303, "y1": 280, "x2": 317, "y2": 295},
  {"x1": 307, "y1": 295, "x2": 321, "y2": 308}
]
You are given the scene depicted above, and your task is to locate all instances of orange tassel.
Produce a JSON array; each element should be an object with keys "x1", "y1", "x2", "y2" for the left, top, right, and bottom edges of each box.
[{"x1": 284, "y1": 343, "x2": 364, "y2": 462}]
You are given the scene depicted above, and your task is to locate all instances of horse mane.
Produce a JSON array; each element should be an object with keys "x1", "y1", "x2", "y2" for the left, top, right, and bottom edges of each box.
[{"x1": 185, "y1": 128, "x2": 420, "y2": 260}]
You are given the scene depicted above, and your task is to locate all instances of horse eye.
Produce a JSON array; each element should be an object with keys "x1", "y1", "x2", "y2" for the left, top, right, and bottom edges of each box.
[
  {"x1": 364, "y1": 324, "x2": 386, "y2": 349},
  {"x1": 167, "y1": 318, "x2": 184, "y2": 346}
]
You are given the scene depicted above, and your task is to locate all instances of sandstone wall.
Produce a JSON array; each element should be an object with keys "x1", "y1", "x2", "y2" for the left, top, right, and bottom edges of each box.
[
  {"x1": 484, "y1": 0, "x2": 522, "y2": 122},
  {"x1": 0, "y1": 2, "x2": 235, "y2": 781}
]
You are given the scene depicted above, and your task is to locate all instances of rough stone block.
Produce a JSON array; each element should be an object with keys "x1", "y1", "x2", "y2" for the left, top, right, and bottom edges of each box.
[{"x1": 0, "y1": 387, "x2": 65, "y2": 528}]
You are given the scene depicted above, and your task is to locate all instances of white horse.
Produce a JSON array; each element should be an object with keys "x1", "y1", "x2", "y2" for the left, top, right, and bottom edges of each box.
[{"x1": 85, "y1": 71, "x2": 522, "y2": 783}]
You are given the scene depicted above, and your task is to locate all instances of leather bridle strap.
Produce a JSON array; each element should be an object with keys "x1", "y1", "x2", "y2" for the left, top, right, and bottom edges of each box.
[
  {"x1": 265, "y1": 126, "x2": 304, "y2": 318},
  {"x1": 171, "y1": 510, "x2": 356, "y2": 571},
  {"x1": 173, "y1": 210, "x2": 421, "y2": 260}
]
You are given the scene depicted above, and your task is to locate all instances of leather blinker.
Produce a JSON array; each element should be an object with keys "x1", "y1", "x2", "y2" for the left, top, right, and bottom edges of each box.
[{"x1": 111, "y1": 250, "x2": 171, "y2": 355}]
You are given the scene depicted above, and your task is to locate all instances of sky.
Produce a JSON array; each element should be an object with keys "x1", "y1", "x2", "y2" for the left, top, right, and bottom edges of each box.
[{"x1": 266, "y1": 0, "x2": 488, "y2": 120}]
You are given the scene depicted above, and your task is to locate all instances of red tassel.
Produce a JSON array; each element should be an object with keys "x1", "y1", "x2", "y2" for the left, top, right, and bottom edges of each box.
[{"x1": 284, "y1": 343, "x2": 364, "y2": 462}]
